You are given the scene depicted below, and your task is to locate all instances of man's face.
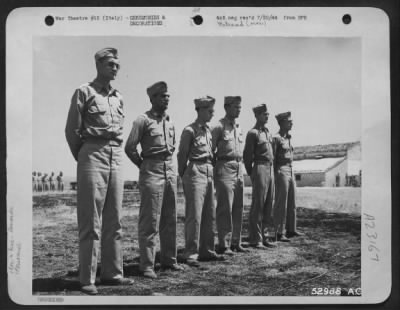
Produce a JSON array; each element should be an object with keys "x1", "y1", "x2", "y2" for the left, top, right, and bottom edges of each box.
[
  {"x1": 226, "y1": 102, "x2": 242, "y2": 119},
  {"x1": 198, "y1": 106, "x2": 215, "y2": 123},
  {"x1": 256, "y1": 111, "x2": 269, "y2": 124},
  {"x1": 96, "y1": 57, "x2": 120, "y2": 81},
  {"x1": 152, "y1": 92, "x2": 170, "y2": 112},
  {"x1": 281, "y1": 118, "x2": 293, "y2": 131}
]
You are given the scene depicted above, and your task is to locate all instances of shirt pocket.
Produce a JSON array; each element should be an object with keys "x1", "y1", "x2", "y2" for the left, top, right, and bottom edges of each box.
[
  {"x1": 148, "y1": 122, "x2": 163, "y2": 136},
  {"x1": 147, "y1": 125, "x2": 163, "y2": 145},
  {"x1": 194, "y1": 135, "x2": 207, "y2": 147},
  {"x1": 222, "y1": 130, "x2": 233, "y2": 141},
  {"x1": 86, "y1": 101, "x2": 108, "y2": 127},
  {"x1": 281, "y1": 141, "x2": 291, "y2": 152}
]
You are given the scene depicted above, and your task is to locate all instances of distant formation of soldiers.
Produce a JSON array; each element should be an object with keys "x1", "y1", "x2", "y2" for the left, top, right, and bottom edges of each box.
[
  {"x1": 64, "y1": 47, "x2": 304, "y2": 295},
  {"x1": 32, "y1": 171, "x2": 64, "y2": 192}
]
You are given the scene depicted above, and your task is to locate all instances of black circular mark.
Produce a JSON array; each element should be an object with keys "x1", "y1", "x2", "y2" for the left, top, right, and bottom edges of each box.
[
  {"x1": 192, "y1": 15, "x2": 203, "y2": 25},
  {"x1": 342, "y1": 14, "x2": 351, "y2": 25},
  {"x1": 45, "y1": 15, "x2": 55, "y2": 26}
]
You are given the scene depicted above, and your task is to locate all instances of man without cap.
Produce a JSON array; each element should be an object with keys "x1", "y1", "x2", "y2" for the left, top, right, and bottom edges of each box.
[
  {"x1": 32, "y1": 171, "x2": 37, "y2": 192},
  {"x1": 272, "y1": 112, "x2": 304, "y2": 242},
  {"x1": 49, "y1": 172, "x2": 56, "y2": 191},
  {"x1": 243, "y1": 104, "x2": 277, "y2": 249},
  {"x1": 125, "y1": 81, "x2": 184, "y2": 279},
  {"x1": 177, "y1": 96, "x2": 225, "y2": 267},
  {"x1": 37, "y1": 172, "x2": 42, "y2": 192},
  {"x1": 65, "y1": 47, "x2": 134, "y2": 295},
  {"x1": 211, "y1": 96, "x2": 248, "y2": 255}
]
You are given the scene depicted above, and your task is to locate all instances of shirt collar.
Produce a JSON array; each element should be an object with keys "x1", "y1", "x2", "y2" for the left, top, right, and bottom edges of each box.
[
  {"x1": 255, "y1": 123, "x2": 269, "y2": 132},
  {"x1": 223, "y1": 116, "x2": 238, "y2": 128},
  {"x1": 277, "y1": 131, "x2": 291, "y2": 139},
  {"x1": 91, "y1": 79, "x2": 116, "y2": 95},
  {"x1": 195, "y1": 119, "x2": 209, "y2": 130},
  {"x1": 149, "y1": 108, "x2": 169, "y2": 120}
]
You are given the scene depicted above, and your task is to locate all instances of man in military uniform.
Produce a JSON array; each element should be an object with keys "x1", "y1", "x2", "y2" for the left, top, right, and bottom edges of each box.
[
  {"x1": 42, "y1": 173, "x2": 49, "y2": 192},
  {"x1": 125, "y1": 81, "x2": 184, "y2": 279},
  {"x1": 273, "y1": 112, "x2": 304, "y2": 242},
  {"x1": 32, "y1": 171, "x2": 37, "y2": 192},
  {"x1": 177, "y1": 96, "x2": 225, "y2": 267},
  {"x1": 212, "y1": 96, "x2": 248, "y2": 255},
  {"x1": 57, "y1": 171, "x2": 64, "y2": 192},
  {"x1": 243, "y1": 104, "x2": 276, "y2": 249},
  {"x1": 65, "y1": 47, "x2": 133, "y2": 295}
]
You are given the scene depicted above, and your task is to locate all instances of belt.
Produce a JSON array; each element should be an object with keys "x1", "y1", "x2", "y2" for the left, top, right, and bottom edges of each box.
[
  {"x1": 84, "y1": 137, "x2": 122, "y2": 146},
  {"x1": 190, "y1": 158, "x2": 212, "y2": 164},
  {"x1": 276, "y1": 163, "x2": 292, "y2": 168},
  {"x1": 254, "y1": 160, "x2": 272, "y2": 166},
  {"x1": 217, "y1": 156, "x2": 242, "y2": 162},
  {"x1": 143, "y1": 154, "x2": 172, "y2": 161}
]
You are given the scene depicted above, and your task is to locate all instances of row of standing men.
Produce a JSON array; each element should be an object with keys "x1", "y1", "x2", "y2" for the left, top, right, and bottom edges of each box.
[
  {"x1": 65, "y1": 47, "x2": 302, "y2": 295},
  {"x1": 32, "y1": 171, "x2": 64, "y2": 192}
]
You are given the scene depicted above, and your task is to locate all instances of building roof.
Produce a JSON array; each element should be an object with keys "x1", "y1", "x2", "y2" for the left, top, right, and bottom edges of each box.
[
  {"x1": 293, "y1": 141, "x2": 360, "y2": 160},
  {"x1": 293, "y1": 157, "x2": 346, "y2": 174}
]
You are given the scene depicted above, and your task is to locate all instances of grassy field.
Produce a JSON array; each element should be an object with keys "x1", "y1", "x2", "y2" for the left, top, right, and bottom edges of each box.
[{"x1": 32, "y1": 188, "x2": 361, "y2": 296}]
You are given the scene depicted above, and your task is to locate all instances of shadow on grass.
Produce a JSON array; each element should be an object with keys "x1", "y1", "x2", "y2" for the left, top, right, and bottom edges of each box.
[
  {"x1": 32, "y1": 278, "x2": 81, "y2": 292},
  {"x1": 33, "y1": 250, "x2": 190, "y2": 293},
  {"x1": 33, "y1": 207, "x2": 361, "y2": 295},
  {"x1": 33, "y1": 263, "x2": 142, "y2": 293}
]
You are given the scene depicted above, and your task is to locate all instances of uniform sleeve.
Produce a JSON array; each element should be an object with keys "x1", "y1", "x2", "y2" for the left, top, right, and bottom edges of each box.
[
  {"x1": 243, "y1": 130, "x2": 256, "y2": 176},
  {"x1": 65, "y1": 88, "x2": 85, "y2": 161},
  {"x1": 172, "y1": 123, "x2": 177, "y2": 152},
  {"x1": 125, "y1": 115, "x2": 146, "y2": 168},
  {"x1": 272, "y1": 135, "x2": 280, "y2": 167},
  {"x1": 177, "y1": 127, "x2": 193, "y2": 177},
  {"x1": 211, "y1": 122, "x2": 222, "y2": 154}
]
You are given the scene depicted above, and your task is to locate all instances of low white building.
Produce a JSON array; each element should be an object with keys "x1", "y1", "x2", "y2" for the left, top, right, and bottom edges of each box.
[{"x1": 293, "y1": 142, "x2": 361, "y2": 187}]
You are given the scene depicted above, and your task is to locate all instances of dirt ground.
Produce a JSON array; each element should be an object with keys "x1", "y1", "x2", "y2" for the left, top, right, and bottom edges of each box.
[{"x1": 32, "y1": 189, "x2": 361, "y2": 296}]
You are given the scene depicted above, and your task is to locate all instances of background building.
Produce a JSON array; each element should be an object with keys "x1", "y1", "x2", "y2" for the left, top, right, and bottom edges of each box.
[{"x1": 293, "y1": 141, "x2": 361, "y2": 187}]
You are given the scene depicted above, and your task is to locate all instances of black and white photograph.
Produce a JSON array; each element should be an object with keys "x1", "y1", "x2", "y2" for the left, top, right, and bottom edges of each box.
[{"x1": 6, "y1": 7, "x2": 391, "y2": 305}]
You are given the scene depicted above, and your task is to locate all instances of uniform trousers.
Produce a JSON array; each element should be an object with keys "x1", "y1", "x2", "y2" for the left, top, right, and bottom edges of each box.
[
  {"x1": 214, "y1": 160, "x2": 244, "y2": 248},
  {"x1": 50, "y1": 181, "x2": 56, "y2": 191},
  {"x1": 274, "y1": 165, "x2": 297, "y2": 234},
  {"x1": 138, "y1": 158, "x2": 177, "y2": 272},
  {"x1": 77, "y1": 141, "x2": 124, "y2": 285},
  {"x1": 182, "y1": 162, "x2": 215, "y2": 260},
  {"x1": 249, "y1": 163, "x2": 274, "y2": 244}
]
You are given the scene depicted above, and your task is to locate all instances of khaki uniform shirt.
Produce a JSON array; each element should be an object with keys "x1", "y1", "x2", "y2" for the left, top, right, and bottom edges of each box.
[
  {"x1": 243, "y1": 124, "x2": 274, "y2": 176},
  {"x1": 177, "y1": 120, "x2": 213, "y2": 177},
  {"x1": 211, "y1": 117, "x2": 244, "y2": 160},
  {"x1": 273, "y1": 133, "x2": 294, "y2": 167},
  {"x1": 125, "y1": 110, "x2": 176, "y2": 168},
  {"x1": 65, "y1": 80, "x2": 124, "y2": 160}
]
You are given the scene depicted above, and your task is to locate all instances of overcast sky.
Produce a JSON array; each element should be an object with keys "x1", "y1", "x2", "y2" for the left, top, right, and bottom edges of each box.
[{"x1": 33, "y1": 36, "x2": 361, "y2": 180}]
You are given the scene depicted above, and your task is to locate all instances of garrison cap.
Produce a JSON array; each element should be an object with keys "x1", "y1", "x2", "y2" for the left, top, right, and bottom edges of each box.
[
  {"x1": 95, "y1": 47, "x2": 118, "y2": 62},
  {"x1": 224, "y1": 96, "x2": 241, "y2": 105},
  {"x1": 147, "y1": 81, "x2": 168, "y2": 98},
  {"x1": 275, "y1": 111, "x2": 292, "y2": 122},
  {"x1": 194, "y1": 96, "x2": 215, "y2": 108},
  {"x1": 253, "y1": 103, "x2": 268, "y2": 115}
]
